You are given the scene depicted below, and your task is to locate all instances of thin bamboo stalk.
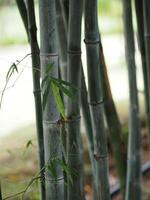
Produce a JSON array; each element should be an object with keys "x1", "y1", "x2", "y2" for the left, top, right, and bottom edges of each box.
[
  {"x1": 39, "y1": 0, "x2": 64, "y2": 199},
  {"x1": 67, "y1": 0, "x2": 85, "y2": 200},
  {"x1": 122, "y1": 0, "x2": 141, "y2": 199},
  {"x1": 26, "y1": 1, "x2": 45, "y2": 199},
  {"x1": 134, "y1": 0, "x2": 150, "y2": 135},
  {"x1": 99, "y1": 41, "x2": 126, "y2": 195},
  {"x1": 16, "y1": 1, "x2": 45, "y2": 199},
  {"x1": 84, "y1": 0, "x2": 110, "y2": 199}
]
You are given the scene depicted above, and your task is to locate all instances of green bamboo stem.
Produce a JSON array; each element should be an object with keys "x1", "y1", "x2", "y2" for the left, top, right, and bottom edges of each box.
[
  {"x1": 26, "y1": 1, "x2": 45, "y2": 199},
  {"x1": 143, "y1": 1, "x2": 150, "y2": 143},
  {"x1": 134, "y1": 0, "x2": 150, "y2": 135},
  {"x1": 56, "y1": 1, "x2": 97, "y2": 199},
  {"x1": 84, "y1": 0, "x2": 110, "y2": 199},
  {"x1": 67, "y1": 0, "x2": 85, "y2": 200},
  {"x1": 56, "y1": 0, "x2": 67, "y2": 81},
  {"x1": 122, "y1": 1, "x2": 141, "y2": 200},
  {"x1": 16, "y1": 1, "x2": 45, "y2": 199},
  {"x1": 39, "y1": 0, "x2": 64, "y2": 199},
  {"x1": 99, "y1": 41, "x2": 126, "y2": 195}
]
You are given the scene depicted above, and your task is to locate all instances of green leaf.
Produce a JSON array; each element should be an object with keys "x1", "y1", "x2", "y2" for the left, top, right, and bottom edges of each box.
[
  {"x1": 26, "y1": 140, "x2": 33, "y2": 149},
  {"x1": 6, "y1": 63, "x2": 18, "y2": 81},
  {"x1": 51, "y1": 80, "x2": 65, "y2": 119},
  {"x1": 46, "y1": 62, "x2": 54, "y2": 74},
  {"x1": 42, "y1": 79, "x2": 51, "y2": 111},
  {"x1": 41, "y1": 74, "x2": 49, "y2": 89},
  {"x1": 50, "y1": 77, "x2": 77, "y2": 101}
]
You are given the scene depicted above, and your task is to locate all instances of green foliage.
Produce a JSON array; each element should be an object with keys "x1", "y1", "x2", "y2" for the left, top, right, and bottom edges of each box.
[
  {"x1": 26, "y1": 140, "x2": 33, "y2": 149},
  {"x1": 0, "y1": 63, "x2": 18, "y2": 108},
  {"x1": 46, "y1": 156, "x2": 77, "y2": 184},
  {"x1": 6, "y1": 63, "x2": 18, "y2": 81},
  {"x1": 42, "y1": 63, "x2": 78, "y2": 119}
]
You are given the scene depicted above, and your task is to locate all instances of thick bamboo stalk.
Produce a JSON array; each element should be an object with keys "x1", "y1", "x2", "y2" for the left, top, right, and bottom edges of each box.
[
  {"x1": 134, "y1": 0, "x2": 150, "y2": 134},
  {"x1": 84, "y1": 0, "x2": 110, "y2": 199},
  {"x1": 16, "y1": 1, "x2": 45, "y2": 199},
  {"x1": 122, "y1": 0, "x2": 141, "y2": 200},
  {"x1": 99, "y1": 41, "x2": 126, "y2": 195},
  {"x1": 67, "y1": 0, "x2": 85, "y2": 200},
  {"x1": 39, "y1": 0, "x2": 64, "y2": 199},
  {"x1": 143, "y1": 1, "x2": 150, "y2": 142},
  {"x1": 56, "y1": 0, "x2": 67, "y2": 81},
  {"x1": 56, "y1": 1, "x2": 97, "y2": 199}
]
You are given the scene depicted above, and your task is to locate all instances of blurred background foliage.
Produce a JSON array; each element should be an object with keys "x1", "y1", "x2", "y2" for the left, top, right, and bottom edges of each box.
[{"x1": 0, "y1": 0, "x2": 122, "y2": 45}]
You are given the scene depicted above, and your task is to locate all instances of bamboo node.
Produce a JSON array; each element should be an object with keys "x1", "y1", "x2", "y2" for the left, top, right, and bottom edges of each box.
[
  {"x1": 66, "y1": 115, "x2": 81, "y2": 123},
  {"x1": 45, "y1": 175, "x2": 64, "y2": 182},
  {"x1": 43, "y1": 119, "x2": 61, "y2": 125},
  {"x1": 67, "y1": 50, "x2": 81, "y2": 55},
  {"x1": 89, "y1": 99, "x2": 104, "y2": 106},
  {"x1": 84, "y1": 39, "x2": 100, "y2": 45},
  {"x1": 33, "y1": 89, "x2": 41, "y2": 94},
  {"x1": 40, "y1": 53, "x2": 58, "y2": 57},
  {"x1": 94, "y1": 153, "x2": 108, "y2": 161}
]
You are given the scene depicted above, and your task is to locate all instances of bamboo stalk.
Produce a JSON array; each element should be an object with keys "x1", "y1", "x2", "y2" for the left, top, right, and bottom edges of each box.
[
  {"x1": 143, "y1": 0, "x2": 150, "y2": 143},
  {"x1": 67, "y1": 0, "x2": 85, "y2": 200},
  {"x1": 56, "y1": 1, "x2": 98, "y2": 199},
  {"x1": 84, "y1": 0, "x2": 110, "y2": 199},
  {"x1": 99, "y1": 40, "x2": 126, "y2": 195},
  {"x1": 16, "y1": 1, "x2": 45, "y2": 199},
  {"x1": 122, "y1": 0, "x2": 141, "y2": 199},
  {"x1": 134, "y1": 0, "x2": 150, "y2": 135},
  {"x1": 56, "y1": 0, "x2": 67, "y2": 81},
  {"x1": 39, "y1": 0, "x2": 64, "y2": 199}
]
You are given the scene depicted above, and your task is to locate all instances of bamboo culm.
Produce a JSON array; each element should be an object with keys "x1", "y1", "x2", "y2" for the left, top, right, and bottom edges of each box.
[
  {"x1": 16, "y1": 1, "x2": 45, "y2": 199},
  {"x1": 67, "y1": 0, "x2": 85, "y2": 200},
  {"x1": 56, "y1": 1, "x2": 98, "y2": 199},
  {"x1": 134, "y1": 0, "x2": 150, "y2": 137},
  {"x1": 122, "y1": 0, "x2": 141, "y2": 200},
  {"x1": 143, "y1": 0, "x2": 150, "y2": 145},
  {"x1": 99, "y1": 41, "x2": 126, "y2": 195},
  {"x1": 39, "y1": 0, "x2": 64, "y2": 199},
  {"x1": 84, "y1": 0, "x2": 110, "y2": 199}
]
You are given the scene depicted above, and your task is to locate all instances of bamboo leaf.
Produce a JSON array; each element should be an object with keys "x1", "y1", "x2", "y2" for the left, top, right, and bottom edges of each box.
[
  {"x1": 51, "y1": 78, "x2": 77, "y2": 101},
  {"x1": 41, "y1": 75, "x2": 49, "y2": 89},
  {"x1": 42, "y1": 80, "x2": 51, "y2": 111},
  {"x1": 51, "y1": 80, "x2": 65, "y2": 119},
  {"x1": 50, "y1": 76, "x2": 78, "y2": 91},
  {"x1": 26, "y1": 140, "x2": 33, "y2": 149},
  {"x1": 50, "y1": 77, "x2": 78, "y2": 100},
  {"x1": 6, "y1": 63, "x2": 18, "y2": 81},
  {"x1": 46, "y1": 62, "x2": 54, "y2": 74}
]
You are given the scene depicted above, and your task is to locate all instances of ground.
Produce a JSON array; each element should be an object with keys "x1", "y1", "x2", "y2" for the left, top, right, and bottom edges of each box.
[{"x1": 1, "y1": 124, "x2": 150, "y2": 200}]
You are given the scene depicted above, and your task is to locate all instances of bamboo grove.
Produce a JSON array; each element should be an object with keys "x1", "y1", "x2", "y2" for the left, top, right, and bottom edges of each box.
[{"x1": 2, "y1": 0, "x2": 150, "y2": 199}]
